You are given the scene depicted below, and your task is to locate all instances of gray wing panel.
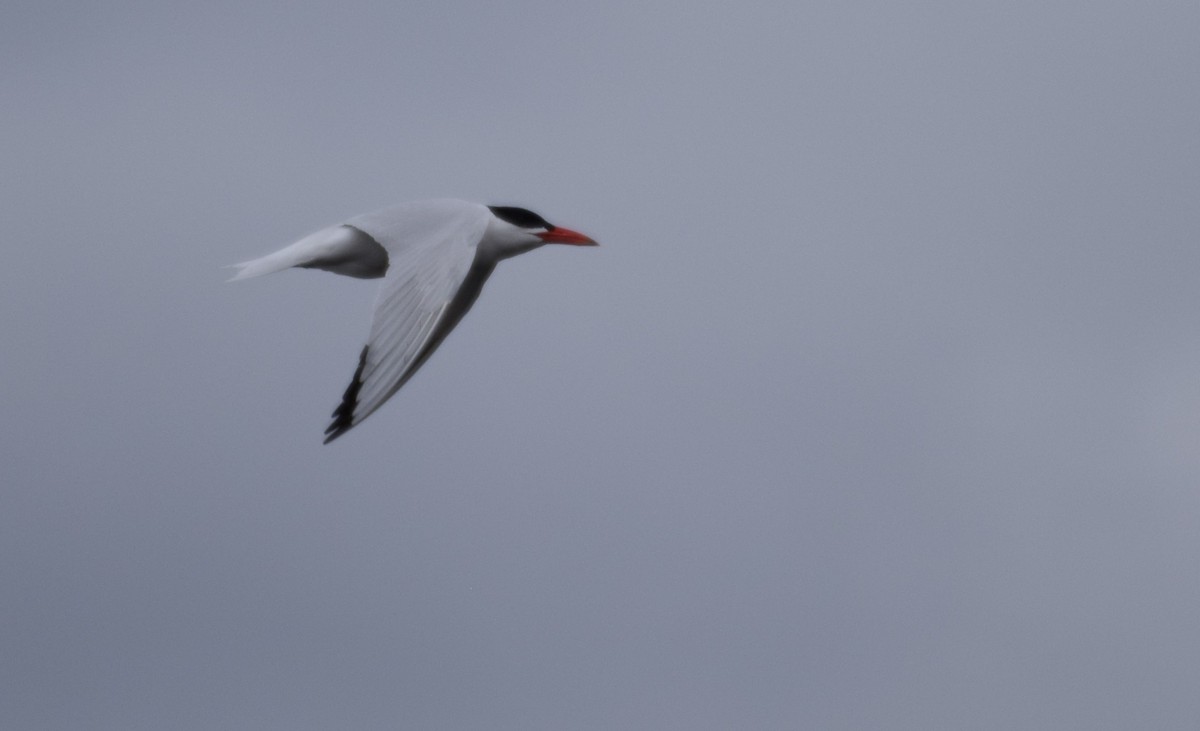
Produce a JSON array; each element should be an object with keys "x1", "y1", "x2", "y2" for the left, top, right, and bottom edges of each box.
[{"x1": 324, "y1": 205, "x2": 491, "y2": 442}]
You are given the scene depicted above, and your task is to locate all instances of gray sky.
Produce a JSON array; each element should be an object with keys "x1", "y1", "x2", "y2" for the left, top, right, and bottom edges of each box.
[{"x1": 3, "y1": 1, "x2": 1200, "y2": 728}]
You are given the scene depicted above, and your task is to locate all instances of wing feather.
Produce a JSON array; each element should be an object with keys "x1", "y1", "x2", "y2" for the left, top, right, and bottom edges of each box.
[{"x1": 323, "y1": 201, "x2": 493, "y2": 443}]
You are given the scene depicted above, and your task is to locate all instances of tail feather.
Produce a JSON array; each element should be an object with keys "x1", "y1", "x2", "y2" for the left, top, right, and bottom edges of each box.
[
  {"x1": 226, "y1": 224, "x2": 388, "y2": 282},
  {"x1": 225, "y1": 251, "x2": 300, "y2": 281}
]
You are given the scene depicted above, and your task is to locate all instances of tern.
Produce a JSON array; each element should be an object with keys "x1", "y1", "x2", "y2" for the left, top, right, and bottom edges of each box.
[{"x1": 229, "y1": 199, "x2": 597, "y2": 443}]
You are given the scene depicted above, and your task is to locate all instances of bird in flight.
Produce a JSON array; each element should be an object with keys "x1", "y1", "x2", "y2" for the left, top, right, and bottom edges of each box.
[{"x1": 228, "y1": 199, "x2": 597, "y2": 443}]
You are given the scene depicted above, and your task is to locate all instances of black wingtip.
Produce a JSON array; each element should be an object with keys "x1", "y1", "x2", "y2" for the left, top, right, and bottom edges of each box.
[{"x1": 323, "y1": 345, "x2": 369, "y2": 444}]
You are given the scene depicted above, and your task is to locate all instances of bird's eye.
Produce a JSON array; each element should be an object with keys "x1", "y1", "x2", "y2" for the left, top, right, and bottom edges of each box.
[{"x1": 489, "y1": 206, "x2": 552, "y2": 230}]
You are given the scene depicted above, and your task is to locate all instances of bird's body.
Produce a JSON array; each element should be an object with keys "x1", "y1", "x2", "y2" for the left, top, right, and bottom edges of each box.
[{"x1": 229, "y1": 199, "x2": 596, "y2": 442}]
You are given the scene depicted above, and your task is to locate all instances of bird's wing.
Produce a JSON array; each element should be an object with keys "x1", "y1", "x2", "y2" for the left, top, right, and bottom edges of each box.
[{"x1": 324, "y1": 202, "x2": 493, "y2": 442}]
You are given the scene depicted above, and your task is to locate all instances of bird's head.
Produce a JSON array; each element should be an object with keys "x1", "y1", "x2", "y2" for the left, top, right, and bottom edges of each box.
[{"x1": 483, "y1": 205, "x2": 597, "y2": 260}]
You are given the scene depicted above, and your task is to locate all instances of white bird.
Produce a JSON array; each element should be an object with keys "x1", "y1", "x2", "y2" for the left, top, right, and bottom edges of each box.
[{"x1": 228, "y1": 199, "x2": 597, "y2": 443}]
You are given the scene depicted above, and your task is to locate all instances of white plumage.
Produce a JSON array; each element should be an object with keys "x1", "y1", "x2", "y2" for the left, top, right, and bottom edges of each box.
[{"x1": 229, "y1": 199, "x2": 597, "y2": 442}]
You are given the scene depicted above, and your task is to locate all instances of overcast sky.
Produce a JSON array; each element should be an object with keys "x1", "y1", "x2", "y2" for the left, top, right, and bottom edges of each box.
[{"x1": 3, "y1": 1, "x2": 1200, "y2": 729}]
